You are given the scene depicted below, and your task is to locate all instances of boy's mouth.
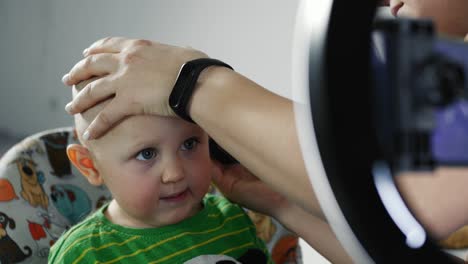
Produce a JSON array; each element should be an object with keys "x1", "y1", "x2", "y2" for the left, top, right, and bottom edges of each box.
[{"x1": 160, "y1": 188, "x2": 189, "y2": 202}]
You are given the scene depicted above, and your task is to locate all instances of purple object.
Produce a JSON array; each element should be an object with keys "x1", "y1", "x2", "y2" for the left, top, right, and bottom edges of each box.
[{"x1": 432, "y1": 100, "x2": 468, "y2": 163}]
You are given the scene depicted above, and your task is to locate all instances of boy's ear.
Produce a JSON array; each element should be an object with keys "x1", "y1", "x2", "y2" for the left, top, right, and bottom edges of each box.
[{"x1": 67, "y1": 144, "x2": 103, "y2": 186}]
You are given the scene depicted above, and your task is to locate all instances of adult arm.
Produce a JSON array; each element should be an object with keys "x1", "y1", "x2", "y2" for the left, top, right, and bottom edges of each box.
[
  {"x1": 190, "y1": 66, "x2": 318, "y2": 215},
  {"x1": 396, "y1": 167, "x2": 468, "y2": 240},
  {"x1": 63, "y1": 37, "x2": 319, "y2": 216},
  {"x1": 212, "y1": 163, "x2": 352, "y2": 263}
]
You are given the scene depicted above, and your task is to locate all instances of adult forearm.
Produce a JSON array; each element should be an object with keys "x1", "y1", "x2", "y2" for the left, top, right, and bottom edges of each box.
[
  {"x1": 396, "y1": 167, "x2": 468, "y2": 239},
  {"x1": 189, "y1": 66, "x2": 321, "y2": 216},
  {"x1": 275, "y1": 202, "x2": 353, "y2": 263}
]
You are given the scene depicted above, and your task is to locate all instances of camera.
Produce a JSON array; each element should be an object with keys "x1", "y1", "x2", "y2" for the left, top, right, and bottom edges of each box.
[{"x1": 372, "y1": 18, "x2": 468, "y2": 172}]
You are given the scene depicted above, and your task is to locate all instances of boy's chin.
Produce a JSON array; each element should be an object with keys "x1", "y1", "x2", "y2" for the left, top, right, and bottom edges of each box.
[{"x1": 156, "y1": 202, "x2": 203, "y2": 226}]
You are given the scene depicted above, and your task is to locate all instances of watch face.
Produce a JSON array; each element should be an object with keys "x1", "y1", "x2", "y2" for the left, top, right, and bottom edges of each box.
[
  {"x1": 169, "y1": 61, "x2": 198, "y2": 122},
  {"x1": 169, "y1": 62, "x2": 192, "y2": 109}
]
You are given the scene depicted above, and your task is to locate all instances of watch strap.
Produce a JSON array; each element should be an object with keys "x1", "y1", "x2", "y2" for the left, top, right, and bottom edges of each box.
[{"x1": 169, "y1": 58, "x2": 233, "y2": 122}]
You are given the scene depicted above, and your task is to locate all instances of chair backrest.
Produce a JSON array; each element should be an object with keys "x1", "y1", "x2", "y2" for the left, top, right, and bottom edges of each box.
[{"x1": 0, "y1": 127, "x2": 111, "y2": 264}]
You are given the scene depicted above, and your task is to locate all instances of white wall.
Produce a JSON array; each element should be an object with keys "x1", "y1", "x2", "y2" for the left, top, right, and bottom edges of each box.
[{"x1": 0, "y1": 0, "x2": 296, "y2": 137}]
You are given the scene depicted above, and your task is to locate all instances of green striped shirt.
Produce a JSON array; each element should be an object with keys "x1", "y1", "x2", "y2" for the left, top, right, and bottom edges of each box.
[{"x1": 48, "y1": 194, "x2": 272, "y2": 263}]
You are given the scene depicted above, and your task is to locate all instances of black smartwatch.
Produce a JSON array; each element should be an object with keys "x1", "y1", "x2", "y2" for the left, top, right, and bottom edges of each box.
[{"x1": 169, "y1": 58, "x2": 233, "y2": 122}]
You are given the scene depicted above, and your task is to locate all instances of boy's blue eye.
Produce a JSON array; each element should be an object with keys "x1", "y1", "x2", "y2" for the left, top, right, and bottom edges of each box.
[
  {"x1": 181, "y1": 138, "x2": 199, "y2": 151},
  {"x1": 136, "y1": 148, "x2": 156, "y2": 161}
]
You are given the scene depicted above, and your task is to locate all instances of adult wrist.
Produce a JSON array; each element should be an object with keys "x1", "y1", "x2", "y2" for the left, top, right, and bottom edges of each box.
[
  {"x1": 169, "y1": 58, "x2": 233, "y2": 123},
  {"x1": 187, "y1": 66, "x2": 234, "y2": 122}
]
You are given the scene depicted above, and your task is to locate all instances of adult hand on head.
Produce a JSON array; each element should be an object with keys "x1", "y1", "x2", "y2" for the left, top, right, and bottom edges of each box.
[
  {"x1": 62, "y1": 37, "x2": 208, "y2": 140},
  {"x1": 211, "y1": 162, "x2": 289, "y2": 219}
]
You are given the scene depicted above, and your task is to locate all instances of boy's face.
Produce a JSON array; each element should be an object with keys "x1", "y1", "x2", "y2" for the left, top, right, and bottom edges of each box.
[
  {"x1": 390, "y1": 0, "x2": 468, "y2": 37},
  {"x1": 91, "y1": 115, "x2": 212, "y2": 227}
]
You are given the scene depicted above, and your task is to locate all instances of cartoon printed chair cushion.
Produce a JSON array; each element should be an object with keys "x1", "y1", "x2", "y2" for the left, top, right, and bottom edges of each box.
[
  {"x1": 0, "y1": 126, "x2": 302, "y2": 264},
  {"x1": 0, "y1": 127, "x2": 111, "y2": 264},
  {"x1": 440, "y1": 225, "x2": 468, "y2": 249},
  {"x1": 243, "y1": 209, "x2": 303, "y2": 263}
]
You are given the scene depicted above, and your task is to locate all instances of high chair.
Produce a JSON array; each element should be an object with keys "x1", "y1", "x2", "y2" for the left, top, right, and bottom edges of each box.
[{"x1": 0, "y1": 127, "x2": 111, "y2": 263}]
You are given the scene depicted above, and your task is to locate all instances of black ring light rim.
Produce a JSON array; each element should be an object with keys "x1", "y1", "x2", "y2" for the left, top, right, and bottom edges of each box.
[{"x1": 308, "y1": 0, "x2": 455, "y2": 262}]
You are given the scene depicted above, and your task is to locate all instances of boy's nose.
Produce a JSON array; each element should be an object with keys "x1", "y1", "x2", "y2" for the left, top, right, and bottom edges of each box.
[{"x1": 161, "y1": 158, "x2": 185, "y2": 184}]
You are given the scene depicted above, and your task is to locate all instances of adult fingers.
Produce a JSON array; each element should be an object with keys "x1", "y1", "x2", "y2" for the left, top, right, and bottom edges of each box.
[
  {"x1": 84, "y1": 37, "x2": 152, "y2": 57},
  {"x1": 211, "y1": 162, "x2": 226, "y2": 189},
  {"x1": 212, "y1": 166, "x2": 236, "y2": 197},
  {"x1": 63, "y1": 53, "x2": 118, "y2": 86},
  {"x1": 211, "y1": 161, "x2": 229, "y2": 181},
  {"x1": 82, "y1": 96, "x2": 140, "y2": 140},
  {"x1": 66, "y1": 77, "x2": 115, "y2": 115}
]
